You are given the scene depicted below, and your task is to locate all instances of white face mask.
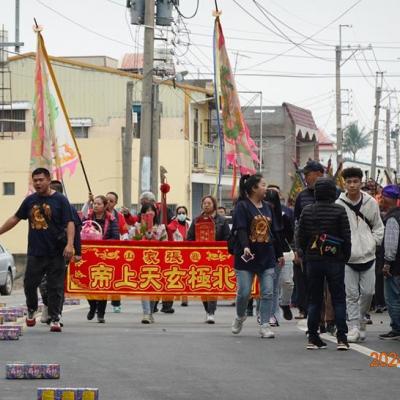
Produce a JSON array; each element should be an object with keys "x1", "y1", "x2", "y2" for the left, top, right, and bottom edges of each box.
[{"x1": 177, "y1": 214, "x2": 187, "y2": 222}]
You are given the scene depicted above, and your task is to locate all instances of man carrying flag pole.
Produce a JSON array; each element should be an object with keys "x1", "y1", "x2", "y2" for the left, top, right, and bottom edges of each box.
[{"x1": 0, "y1": 25, "x2": 90, "y2": 333}]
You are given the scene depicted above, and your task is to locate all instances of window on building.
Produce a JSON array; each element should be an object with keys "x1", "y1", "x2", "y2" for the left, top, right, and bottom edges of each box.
[
  {"x1": 0, "y1": 110, "x2": 26, "y2": 132},
  {"x1": 72, "y1": 126, "x2": 89, "y2": 139},
  {"x1": 3, "y1": 182, "x2": 15, "y2": 196}
]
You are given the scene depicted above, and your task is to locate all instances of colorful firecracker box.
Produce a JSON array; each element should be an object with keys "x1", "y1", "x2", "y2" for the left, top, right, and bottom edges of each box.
[
  {"x1": 0, "y1": 315, "x2": 4, "y2": 325},
  {"x1": 6, "y1": 363, "x2": 60, "y2": 379},
  {"x1": 0, "y1": 325, "x2": 22, "y2": 336},
  {"x1": 0, "y1": 312, "x2": 18, "y2": 322},
  {"x1": 0, "y1": 328, "x2": 19, "y2": 340},
  {"x1": 0, "y1": 307, "x2": 25, "y2": 317},
  {"x1": 37, "y1": 388, "x2": 99, "y2": 400},
  {"x1": 63, "y1": 299, "x2": 80, "y2": 305}
]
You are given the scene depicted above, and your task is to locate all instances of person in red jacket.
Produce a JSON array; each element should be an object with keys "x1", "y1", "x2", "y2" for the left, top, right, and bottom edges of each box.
[
  {"x1": 106, "y1": 191, "x2": 128, "y2": 313},
  {"x1": 167, "y1": 206, "x2": 191, "y2": 306},
  {"x1": 167, "y1": 206, "x2": 190, "y2": 241}
]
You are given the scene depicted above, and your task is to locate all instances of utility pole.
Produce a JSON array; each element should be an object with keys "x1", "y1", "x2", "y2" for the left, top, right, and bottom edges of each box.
[
  {"x1": 122, "y1": 81, "x2": 134, "y2": 208},
  {"x1": 138, "y1": 0, "x2": 156, "y2": 198},
  {"x1": 386, "y1": 107, "x2": 391, "y2": 172},
  {"x1": 371, "y1": 72, "x2": 383, "y2": 180},
  {"x1": 151, "y1": 84, "x2": 161, "y2": 196},
  {"x1": 395, "y1": 123, "x2": 400, "y2": 179},
  {"x1": 335, "y1": 44, "x2": 342, "y2": 166},
  {"x1": 335, "y1": 25, "x2": 371, "y2": 166},
  {"x1": 15, "y1": 0, "x2": 20, "y2": 53}
]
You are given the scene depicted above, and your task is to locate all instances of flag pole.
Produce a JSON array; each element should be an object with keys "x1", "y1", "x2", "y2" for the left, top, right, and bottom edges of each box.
[{"x1": 35, "y1": 25, "x2": 92, "y2": 194}]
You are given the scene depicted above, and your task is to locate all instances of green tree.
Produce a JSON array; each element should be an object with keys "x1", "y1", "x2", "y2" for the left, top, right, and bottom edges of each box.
[{"x1": 343, "y1": 122, "x2": 370, "y2": 161}]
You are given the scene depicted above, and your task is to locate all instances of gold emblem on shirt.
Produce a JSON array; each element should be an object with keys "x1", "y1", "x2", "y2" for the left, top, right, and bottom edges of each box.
[{"x1": 249, "y1": 215, "x2": 271, "y2": 243}]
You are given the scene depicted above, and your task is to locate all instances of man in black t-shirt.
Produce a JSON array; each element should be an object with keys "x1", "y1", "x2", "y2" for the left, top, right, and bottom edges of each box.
[{"x1": 0, "y1": 168, "x2": 74, "y2": 332}]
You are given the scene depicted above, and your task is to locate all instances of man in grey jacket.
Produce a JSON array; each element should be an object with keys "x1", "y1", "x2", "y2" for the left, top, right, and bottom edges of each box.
[{"x1": 336, "y1": 167, "x2": 384, "y2": 342}]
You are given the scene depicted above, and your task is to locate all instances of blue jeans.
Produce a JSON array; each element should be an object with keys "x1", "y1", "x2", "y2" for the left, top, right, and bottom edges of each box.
[
  {"x1": 306, "y1": 261, "x2": 348, "y2": 339},
  {"x1": 384, "y1": 275, "x2": 400, "y2": 333},
  {"x1": 235, "y1": 268, "x2": 275, "y2": 325},
  {"x1": 272, "y1": 264, "x2": 282, "y2": 316},
  {"x1": 141, "y1": 298, "x2": 152, "y2": 315}
]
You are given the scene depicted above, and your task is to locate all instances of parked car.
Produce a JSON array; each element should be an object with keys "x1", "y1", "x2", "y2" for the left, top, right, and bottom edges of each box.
[{"x1": 0, "y1": 243, "x2": 16, "y2": 295}]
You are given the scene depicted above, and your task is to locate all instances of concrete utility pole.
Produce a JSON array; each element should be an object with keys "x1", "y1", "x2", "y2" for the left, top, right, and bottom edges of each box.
[
  {"x1": 122, "y1": 81, "x2": 134, "y2": 208},
  {"x1": 15, "y1": 0, "x2": 20, "y2": 53},
  {"x1": 138, "y1": 0, "x2": 156, "y2": 198},
  {"x1": 151, "y1": 84, "x2": 161, "y2": 197},
  {"x1": 335, "y1": 25, "x2": 371, "y2": 166},
  {"x1": 335, "y1": 44, "x2": 342, "y2": 166},
  {"x1": 371, "y1": 72, "x2": 383, "y2": 180},
  {"x1": 395, "y1": 123, "x2": 400, "y2": 179},
  {"x1": 386, "y1": 107, "x2": 391, "y2": 172}
]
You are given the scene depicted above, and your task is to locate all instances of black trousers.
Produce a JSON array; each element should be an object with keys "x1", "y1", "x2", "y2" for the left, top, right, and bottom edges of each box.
[
  {"x1": 88, "y1": 300, "x2": 107, "y2": 318},
  {"x1": 374, "y1": 263, "x2": 386, "y2": 307},
  {"x1": 39, "y1": 267, "x2": 67, "y2": 315},
  {"x1": 293, "y1": 261, "x2": 308, "y2": 315},
  {"x1": 307, "y1": 261, "x2": 348, "y2": 339},
  {"x1": 202, "y1": 299, "x2": 217, "y2": 315},
  {"x1": 24, "y1": 256, "x2": 66, "y2": 321}
]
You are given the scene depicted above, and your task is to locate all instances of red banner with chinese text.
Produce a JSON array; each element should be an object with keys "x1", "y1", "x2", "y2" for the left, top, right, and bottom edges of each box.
[{"x1": 66, "y1": 241, "x2": 259, "y2": 299}]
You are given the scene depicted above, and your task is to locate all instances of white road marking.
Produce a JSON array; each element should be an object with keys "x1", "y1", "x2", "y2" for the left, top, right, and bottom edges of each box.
[{"x1": 297, "y1": 322, "x2": 400, "y2": 368}]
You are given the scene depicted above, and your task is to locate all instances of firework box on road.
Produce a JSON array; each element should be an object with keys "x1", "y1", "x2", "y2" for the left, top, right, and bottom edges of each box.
[
  {"x1": 0, "y1": 328, "x2": 19, "y2": 340},
  {"x1": 63, "y1": 299, "x2": 80, "y2": 305},
  {"x1": 6, "y1": 363, "x2": 60, "y2": 379},
  {"x1": 37, "y1": 388, "x2": 99, "y2": 400}
]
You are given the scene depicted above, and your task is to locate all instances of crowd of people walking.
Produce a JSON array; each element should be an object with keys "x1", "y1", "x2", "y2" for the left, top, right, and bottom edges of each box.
[{"x1": 0, "y1": 163, "x2": 399, "y2": 351}]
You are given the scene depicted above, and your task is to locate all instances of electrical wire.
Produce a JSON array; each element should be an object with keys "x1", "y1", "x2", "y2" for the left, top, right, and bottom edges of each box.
[
  {"x1": 35, "y1": 0, "x2": 136, "y2": 48},
  {"x1": 237, "y1": 0, "x2": 363, "y2": 70},
  {"x1": 232, "y1": 0, "x2": 332, "y2": 62},
  {"x1": 253, "y1": 0, "x2": 334, "y2": 48},
  {"x1": 174, "y1": 0, "x2": 200, "y2": 20}
]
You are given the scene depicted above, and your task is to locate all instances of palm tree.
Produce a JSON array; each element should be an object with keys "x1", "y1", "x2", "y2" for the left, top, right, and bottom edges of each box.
[{"x1": 343, "y1": 122, "x2": 370, "y2": 161}]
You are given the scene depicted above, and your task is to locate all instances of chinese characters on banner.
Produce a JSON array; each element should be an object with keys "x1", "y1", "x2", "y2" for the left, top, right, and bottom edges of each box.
[{"x1": 66, "y1": 241, "x2": 259, "y2": 299}]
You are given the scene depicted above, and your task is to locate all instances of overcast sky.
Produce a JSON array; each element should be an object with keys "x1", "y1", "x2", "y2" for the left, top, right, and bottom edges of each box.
[{"x1": 3, "y1": 0, "x2": 400, "y2": 164}]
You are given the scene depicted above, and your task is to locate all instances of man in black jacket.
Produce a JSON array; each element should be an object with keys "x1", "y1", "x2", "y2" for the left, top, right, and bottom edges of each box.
[
  {"x1": 293, "y1": 160, "x2": 324, "y2": 319},
  {"x1": 298, "y1": 177, "x2": 352, "y2": 350}
]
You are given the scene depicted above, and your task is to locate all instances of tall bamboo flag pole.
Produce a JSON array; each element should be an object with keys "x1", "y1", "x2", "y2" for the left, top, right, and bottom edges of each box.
[{"x1": 33, "y1": 19, "x2": 92, "y2": 194}]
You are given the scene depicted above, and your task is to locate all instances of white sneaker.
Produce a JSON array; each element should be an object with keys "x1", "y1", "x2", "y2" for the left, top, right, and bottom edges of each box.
[
  {"x1": 141, "y1": 314, "x2": 152, "y2": 324},
  {"x1": 260, "y1": 324, "x2": 275, "y2": 338},
  {"x1": 269, "y1": 316, "x2": 278, "y2": 327},
  {"x1": 232, "y1": 316, "x2": 246, "y2": 334},
  {"x1": 50, "y1": 321, "x2": 62, "y2": 332},
  {"x1": 347, "y1": 327, "x2": 360, "y2": 343},
  {"x1": 40, "y1": 305, "x2": 49, "y2": 324},
  {"x1": 206, "y1": 314, "x2": 215, "y2": 324},
  {"x1": 359, "y1": 322, "x2": 367, "y2": 341}
]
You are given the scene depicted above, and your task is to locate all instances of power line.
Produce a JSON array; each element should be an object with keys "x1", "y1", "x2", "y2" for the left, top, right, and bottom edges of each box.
[
  {"x1": 238, "y1": 0, "x2": 363, "y2": 70},
  {"x1": 253, "y1": 0, "x2": 334, "y2": 48},
  {"x1": 174, "y1": 0, "x2": 200, "y2": 19},
  {"x1": 35, "y1": 0, "x2": 136, "y2": 48},
  {"x1": 231, "y1": 0, "x2": 332, "y2": 62}
]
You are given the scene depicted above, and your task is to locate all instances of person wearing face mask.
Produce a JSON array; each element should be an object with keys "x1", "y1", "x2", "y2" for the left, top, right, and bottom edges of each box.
[
  {"x1": 83, "y1": 195, "x2": 119, "y2": 323},
  {"x1": 187, "y1": 195, "x2": 231, "y2": 323},
  {"x1": 167, "y1": 206, "x2": 191, "y2": 306},
  {"x1": 167, "y1": 206, "x2": 190, "y2": 241}
]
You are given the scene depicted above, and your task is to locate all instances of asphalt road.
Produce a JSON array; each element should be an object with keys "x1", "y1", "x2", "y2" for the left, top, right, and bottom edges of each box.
[{"x1": 1, "y1": 289, "x2": 399, "y2": 400}]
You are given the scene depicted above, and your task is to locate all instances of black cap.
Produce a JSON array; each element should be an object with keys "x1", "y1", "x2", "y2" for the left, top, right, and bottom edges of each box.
[
  {"x1": 302, "y1": 160, "x2": 324, "y2": 174},
  {"x1": 315, "y1": 177, "x2": 337, "y2": 202}
]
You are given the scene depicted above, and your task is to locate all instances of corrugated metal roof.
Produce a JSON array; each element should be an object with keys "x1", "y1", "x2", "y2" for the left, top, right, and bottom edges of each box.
[
  {"x1": 119, "y1": 53, "x2": 144, "y2": 70},
  {"x1": 283, "y1": 102, "x2": 317, "y2": 130},
  {"x1": 8, "y1": 52, "x2": 212, "y2": 95}
]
